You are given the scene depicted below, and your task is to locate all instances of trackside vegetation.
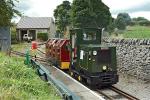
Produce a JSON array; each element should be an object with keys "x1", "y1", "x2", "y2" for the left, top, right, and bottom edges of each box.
[
  {"x1": 0, "y1": 53, "x2": 61, "y2": 100},
  {"x1": 123, "y1": 26, "x2": 150, "y2": 38}
]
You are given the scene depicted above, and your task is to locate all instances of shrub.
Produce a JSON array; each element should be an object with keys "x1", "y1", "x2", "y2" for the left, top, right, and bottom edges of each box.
[
  {"x1": 107, "y1": 21, "x2": 115, "y2": 33},
  {"x1": 11, "y1": 31, "x2": 18, "y2": 44},
  {"x1": 129, "y1": 21, "x2": 137, "y2": 26},
  {"x1": 139, "y1": 20, "x2": 150, "y2": 26},
  {"x1": 115, "y1": 16, "x2": 126, "y2": 30},
  {"x1": 37, "y1": 33, "x2": 48, "y2": 41}
]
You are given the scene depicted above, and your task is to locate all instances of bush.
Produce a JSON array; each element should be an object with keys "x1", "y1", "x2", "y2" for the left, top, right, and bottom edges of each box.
[
  {"x1": 107, "y1": 21, "x2": 115, "y2": 33},
  {"x1": 129, "y1": 21, "x2": 137, "y2": 26},
  {"x1": 115, "y1": 16, "x2": 126, "y2": 30},
  {"x1": 139, "y1": 20, "x2": 150, "y2": 26},
  {"x1": 37, "y1": 33, "x2": 48, "y2": 41},
  {"x1": 11, "y1": 31, "x2": 18, "y2": 44}
]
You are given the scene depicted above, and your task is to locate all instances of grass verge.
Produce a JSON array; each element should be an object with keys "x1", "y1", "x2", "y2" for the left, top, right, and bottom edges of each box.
[
  {"x1": 0, "y1": 53, "x2": 61, "y2": 100},
  {"x1": 123, "y1": 26, "x2": 150, "y2": 38},
  {"x1": 11, "y1": 43, "x2": 30, "y2": 52}
]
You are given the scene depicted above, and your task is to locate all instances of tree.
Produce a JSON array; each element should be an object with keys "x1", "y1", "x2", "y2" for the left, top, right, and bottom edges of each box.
[
  {"x1": 115, "y1": 16, "x2": 126, "y2": 30},
  {"x1": 54, "y1": 1, "x2": 71, "y2": 33},
  {"x1": 117, "y1": 13, "x2": 131, "y2": 25},
  {"x1": 0, "y1": 0, "x2": 21, "y2": 26},
  {"x1": 133, "y1": 17, "x2": 149, "y2": 22},
  {"x1": 71, "y1": 0, "x2": 112, "y2": 28},
  {"x1": 132, "y1": 17, "x2": 150, "y2": 26},
  {"x1": 107, "y1": 20, "x2": 115, "y2": 33},
  {"x1": 139, "y1": 20, "x2": 150, "y2": 26}
]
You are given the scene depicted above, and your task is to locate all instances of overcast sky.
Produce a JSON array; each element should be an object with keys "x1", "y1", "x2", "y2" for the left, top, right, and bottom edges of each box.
[{"x1": 14, "y1": 0, "x2": 150, "y2": 22}]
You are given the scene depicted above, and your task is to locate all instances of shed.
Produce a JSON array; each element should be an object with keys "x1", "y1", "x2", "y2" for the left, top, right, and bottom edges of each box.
[
  {"x1": 0, "y1": 27, "x2": 11, "y2": 52},
  {"x1": 16, "y1": 17, "x2": 56, "y2": 41}
]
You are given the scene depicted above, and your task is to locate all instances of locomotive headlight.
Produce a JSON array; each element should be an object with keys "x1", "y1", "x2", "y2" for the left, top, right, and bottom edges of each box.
[
  {"x1": 103, "y1": 66, "x2": 107, "y2": 70},
  {"x1": 93, "y1": 51, "x2": 97, "y2": 55}
]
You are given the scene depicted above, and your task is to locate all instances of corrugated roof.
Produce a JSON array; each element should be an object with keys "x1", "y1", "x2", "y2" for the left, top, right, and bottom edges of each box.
[{"x1": 17, "y1": 17, "x2": 53, "y2": 29}]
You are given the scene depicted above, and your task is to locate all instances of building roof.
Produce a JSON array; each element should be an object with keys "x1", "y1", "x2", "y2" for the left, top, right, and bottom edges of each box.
[{"x1": 17, "y1": 17, "x2": 54, "y2": 29}]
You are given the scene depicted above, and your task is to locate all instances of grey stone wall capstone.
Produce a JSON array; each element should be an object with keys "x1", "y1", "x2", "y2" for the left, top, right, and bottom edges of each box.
[{"x1": 103, "y1": 38, "x2": 150, "y2": 81}]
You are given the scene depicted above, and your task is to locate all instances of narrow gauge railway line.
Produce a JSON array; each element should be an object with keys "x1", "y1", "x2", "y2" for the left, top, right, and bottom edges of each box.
[
  {"x1": 10, "y1": 50, "x2": 47, "y2": 62},
  {"x1": 37, "y1": 49, "x2": 46, "y2": 55},
  {"x1": 11, "y1": 50, "x2": 139, "y2": 100},
  {"x1": 10, "y1": 50, "x2": 25, "y2": 57},
  {"x1": 38, "y1": 42, "x2": 46, "y2": 46},
  {"x1": 37, "y1": 49, "x2": 46, "y2": 57},
  {"x1": 96, "y1": 86, "x2": 139, "y2": 100},
  {"x1": 35, "y1": 49, "x2": 140, "y2": 100}
]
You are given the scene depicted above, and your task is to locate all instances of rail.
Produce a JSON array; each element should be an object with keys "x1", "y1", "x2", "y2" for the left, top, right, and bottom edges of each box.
[
  {"x1": 96, "y1": 86, "x2": 139, "y2": 100},
  {"x1": 110, "y1": 86, "x2": 139, "y2": 100},
  {"x1": 11, "y1": 50, "x2": 47, "y2": 61}
]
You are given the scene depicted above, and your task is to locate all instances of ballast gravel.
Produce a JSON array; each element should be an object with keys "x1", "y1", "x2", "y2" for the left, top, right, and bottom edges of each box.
[{"x1": 114, "y1": 73, "x2": 150, "y2": 100}]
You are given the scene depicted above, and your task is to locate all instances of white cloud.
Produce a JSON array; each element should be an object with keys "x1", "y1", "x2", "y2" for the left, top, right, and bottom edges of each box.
[
  {"x1": 102, "y1": 0, "x2": 150, "y2": 20},
  {"x1": 19, "y1": 0, "x2": 72, "y2": 17},
  {"x1": 15, "y1": 0, "x2": 150, "y2": 22},
  {"x1": 130, "y1": 11, "x2": 150, "y2": 19},
  {"x1": 102, "y1": 0, "x2": 149, "y2": 11}
]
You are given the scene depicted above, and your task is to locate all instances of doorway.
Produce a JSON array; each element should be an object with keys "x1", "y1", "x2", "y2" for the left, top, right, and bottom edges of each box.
[
  {"x1": 21, "y1": 30, "x2": 27, "y2": 40},
  {"x1": 29, "y1": 30, "x2": 36, "y2": 40}
]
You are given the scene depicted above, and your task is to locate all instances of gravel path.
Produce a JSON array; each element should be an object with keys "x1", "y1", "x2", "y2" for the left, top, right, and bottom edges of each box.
[{"x1": 114, "y1": 73, "x2": 150, "y2": 100}]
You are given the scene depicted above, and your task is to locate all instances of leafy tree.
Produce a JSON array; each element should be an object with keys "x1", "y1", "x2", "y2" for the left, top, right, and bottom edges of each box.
[
  {"x1": 107, "y1": 20, "x2": 115, "y2": 33},
  {"x1": 139, "y1": 20, "x2": 150, "y2": 26},
  {"x1": 71, "y1": 0, "x2": 112, "y2": 28},
  {"x1": 54, "y1": 1, "x2": 71, "y2": 33},
  {"x1": 133, "y1": 17, "x2": 149, "y2": 22},
  {"x1": 117, "y1": 13, "x2": 131, "y2": 25},
  {"x1": 0, "y1": 0, "x2": 21, "y2": 26},
  {"x1": 132, "y1": 17, "x2": 150, "y2": 26},
  {"x1": 115, "y1": 16, "x2": 126, "y2": 30}
]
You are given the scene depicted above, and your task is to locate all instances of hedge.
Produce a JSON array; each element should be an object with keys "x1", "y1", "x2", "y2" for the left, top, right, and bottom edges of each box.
[{"x1": 37, "y1": 33, "x2": 48, "y2": 41}]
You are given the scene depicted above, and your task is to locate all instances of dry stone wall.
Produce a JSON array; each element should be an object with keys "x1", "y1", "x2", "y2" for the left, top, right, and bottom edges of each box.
[{"x1": 103, "y1": 38, "x2": 150, "y2": 81}]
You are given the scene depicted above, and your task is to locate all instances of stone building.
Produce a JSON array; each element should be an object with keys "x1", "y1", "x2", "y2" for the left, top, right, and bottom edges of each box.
[{"x1": 16, "y1": 17, "x2": 56, "y2": 41}]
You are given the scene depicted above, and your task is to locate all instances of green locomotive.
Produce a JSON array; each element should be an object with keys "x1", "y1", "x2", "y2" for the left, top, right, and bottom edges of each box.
[{"x1": 69, "y1": 27, "x2": 118, "y2": 88}]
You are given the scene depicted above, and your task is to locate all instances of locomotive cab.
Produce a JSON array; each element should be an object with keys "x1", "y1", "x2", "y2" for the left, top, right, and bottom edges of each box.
[
  {"x1": 79, "y1": 45, "x2": 118, "y2": 86},
  {"x1": 70, "y1": 28, "x2": 118, "y2": 87}
]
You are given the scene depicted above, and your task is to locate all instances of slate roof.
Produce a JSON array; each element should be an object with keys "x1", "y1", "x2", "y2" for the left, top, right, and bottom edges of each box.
[{"x1": 17, "y1": 17, "x2": 53, "y2": 29}]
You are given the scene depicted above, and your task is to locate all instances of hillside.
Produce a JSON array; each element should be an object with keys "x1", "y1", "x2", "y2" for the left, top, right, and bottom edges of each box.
[
  {"x1": 112, "y1": 25, "x2": 150, "y2": 39},
  {"x1": 124, "y1": 26, "x2": 150, "y2": 38}
]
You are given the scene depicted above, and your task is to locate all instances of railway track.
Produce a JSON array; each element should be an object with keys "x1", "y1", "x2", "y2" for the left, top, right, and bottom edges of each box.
[
  {"x1": 11, "y1": 50, "x2": 140, "y2": 100},
  {"x1": 10, "y1": 50, "x2": 47, "y2": 62},
  {"x1": 29, "y1": 50, "x2": 140, "y2": 100},
  {"x1": 96, "y1": 86, "x2": 139, "y2": 100},
  {"x1": 35, "y1": 50, "x2": 140, "y2": 100}
]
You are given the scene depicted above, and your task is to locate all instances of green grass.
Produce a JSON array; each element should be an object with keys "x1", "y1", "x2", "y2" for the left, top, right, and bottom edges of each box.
[
  {"x1": 123, "y1": 26, "x2": 150, "y2": 38},
  {"x1": 0, "y1": 53, "x2": 61, "y2": 100},
  {"x1": 11, "y1": 43, "x2": 31, "y2": 52}
]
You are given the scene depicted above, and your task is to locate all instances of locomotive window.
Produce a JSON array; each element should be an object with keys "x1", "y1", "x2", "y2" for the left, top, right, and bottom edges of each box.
[{"x1": 83, "y1": 32, "x2": 96, "y2": 41}]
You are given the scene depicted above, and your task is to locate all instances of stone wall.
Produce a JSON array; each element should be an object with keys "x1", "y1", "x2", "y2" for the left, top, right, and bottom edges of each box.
[{"x1": 103, "y1": 38, "x2": 150, "y2": 81}]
